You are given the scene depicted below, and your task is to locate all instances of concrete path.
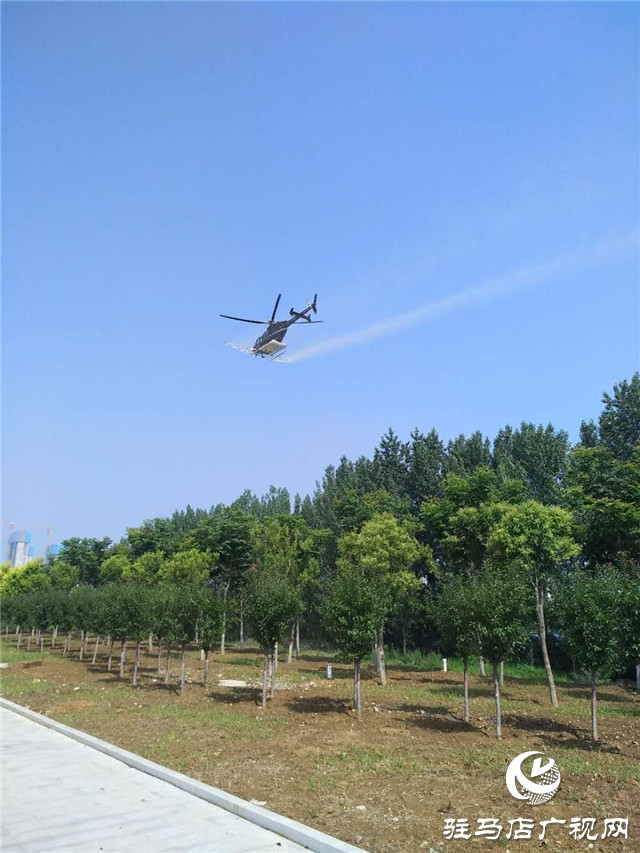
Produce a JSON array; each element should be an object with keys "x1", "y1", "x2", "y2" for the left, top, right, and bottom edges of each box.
[{"x1": 1, "y1": 706, "x2": 307, "y2": 853}]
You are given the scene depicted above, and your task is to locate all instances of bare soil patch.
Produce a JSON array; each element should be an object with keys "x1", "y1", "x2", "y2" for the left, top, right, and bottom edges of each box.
[{"x1": 2, "y1": 638, "x2": 638, "y2": 852}]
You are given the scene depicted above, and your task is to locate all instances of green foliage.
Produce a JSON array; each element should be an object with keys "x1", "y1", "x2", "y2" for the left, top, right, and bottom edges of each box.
[
  {"x1": 199, "y1": 587, "x2": 223, "y2": 652},
  {"x1": 431, "y1": 574, "x2": 481, "y2": 659},
  {"x1": 619, "y1": 572, "x2": 640, "y2": 668},
  {"x1": 486, "y1": 501, "x2": 580, "y2": 585},
  {"x1": 473, "y1": 569, "x2": 531, "y2": 664},
  {"x1": 158, "y1": 548, "x2": 211, "y2": 585},
  {"x1": 59, "y1": 537, "x2": 112, "y2": 586},
  {"x1": 564, "y1": 446, "x2": 640, "y2": 567},
  {"x1": 323, "y1": 563, "x2": 386, "y2": 661},
  {"x1": 0, "y1": 560, "x2": 51, "y2": 596},
  {"x1": 598, "y1": 372, "x2": 640, "y2": 461},
  {"x1": 245, "y1": 569, "x2": 301, "y2": 653},
  {"x1": 555, "y1": 569, "x2": 623, "y2": 677},
  {"x1": 48, "y1": 559, "x2": 81, "y2": 590},
  {"x1": 99, "y1": 554, "x2": 132, "y2": 584},
  {"x1": 192, "y1": 507, "x2": 255, "y2": 589},
  {"x1": 492, "y1": 422, "x2": 570, "y2": 504},
  {"x1": 126, "y1": 550, "x2": 166, "y2": 583}
]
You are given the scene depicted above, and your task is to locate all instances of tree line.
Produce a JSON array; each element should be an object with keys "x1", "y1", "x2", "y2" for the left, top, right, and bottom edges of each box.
[{"x1": 2, "y1": 373, "x2": 639, "y2": 738}]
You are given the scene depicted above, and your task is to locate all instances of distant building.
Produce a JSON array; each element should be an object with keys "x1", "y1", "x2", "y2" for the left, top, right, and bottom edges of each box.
[
  {"x1": 8, "y1": 531, "x2": 32, "y2": 568},
  {"x1": 46, "y1": 543, "x2": 63, "y2": 561}
]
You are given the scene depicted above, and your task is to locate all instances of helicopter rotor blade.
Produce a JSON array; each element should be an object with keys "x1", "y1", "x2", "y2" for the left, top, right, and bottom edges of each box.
[
  {"x1": 270, "y1": 294, "x2": 282, "y2": 323},
  {"x1": 219, "y1": 314, "x2": 269, "y2": 325}
]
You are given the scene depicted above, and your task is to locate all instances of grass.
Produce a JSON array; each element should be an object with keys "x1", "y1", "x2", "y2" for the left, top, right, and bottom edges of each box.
[
  {"x1": 1, "y1": 635, "x2": 638, "y2": 853},
  {"x1": 146, "y1": 702, "x2": 287, "y2": 736},
  {"x1": 0, "y1": 644, "x2": 51, "y2": 664}
]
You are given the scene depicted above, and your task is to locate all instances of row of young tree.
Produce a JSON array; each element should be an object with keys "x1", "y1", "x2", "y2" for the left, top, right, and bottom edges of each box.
[
  {"x1": 2, "y1": 374, "x2": 638, "y2": 737},
  {"x1": 3, "y1": 534, "x2": 639, "y2": 740}
]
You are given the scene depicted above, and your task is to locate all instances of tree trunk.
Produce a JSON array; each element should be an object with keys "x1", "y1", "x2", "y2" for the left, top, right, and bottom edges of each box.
[
  {"x1": 493, "y1": 661, "x2": 502, "y2": 738},
  {"x1": 478, "y1": 656, "x2": 486, "y2": 676},
  {"x1": 92, "y1": 636, "x2": 100, "y2": 664},
  {"x1": 270, "y1": 649, "x2": 276, "y2": 699},
  {"x1": 402, "y1": 625, "x2": 407, "y2": 657},
  {"x1": 295, "y1": 619, "x2": 300, "y2": 657},
  {"x1": 39, "y1": 634, "x2": 44, "y2": 653},
  {"x1": 107, "y1": 638, "x2": 114, "y2": 671},
  {"x1": 287, "y1": 623, "x2": 294, "y2": 664},
  {"x1": 180, "y1": 642, "x2": 187, "y2": 696},
  {"x1": 636, "y1": 663, "x2": 640, "y2": 691},
  {"x1": 27, "y1": 631, "x2": 31, "y2": 652},
  {"x1": 378, "y1": 632, "x2": 386, "y2": 686},
  {"x1": 354, "y1": 659, "x2": 362, "y2": 720},
  {"x1": 157, "y1": 639, "x2": 163, "y2": 674},
  {"x1": 591, "y1": 668, "x2": 598, "y2": 742},
  {"x1": 261, "y1": 653, "x2": 268, "y2": 709},
  {"x1": 79, "y1": 629, "x2": 84, "y2": 659},
  {"x1": 463, "y1": 657, "x2": 470, "y2": 723},
  {"x1": 529, "y1": 641, "x2": 534, "y2": 667},
  {"x1": 535, "y1": 581, "x2": 558, "y2": 706},
  {"x1": 16, "y1": 629, "x2": 22, "y2": 650},
  {"x1": 240, "y1": 598, "x2": 244, "y2": 648},
  {"x1": 499, "y1": 660, "x2": 504, "y2": 688},
  {"x1": 119, "y1": 640, "x2": 126, "y2": 678},
  {"x1": 204, "y1": 649, "x2": 209, "y2": 688},
  {"x1": 165, "y1": 643, "x2": 171, "y2": 684},
  {"x1": 133, "y1": 640, "x2": 141, "y2": 686},
  {"x1": 148, "y1": 632, "x2": 153, "y2": 653},
  {"x1": 52, "y1": 626, "x2": 58, "y2": 648},
  {"x1": 83, "y1": 632, "x2": 90, "y2": 657},
  {"x1": 220, "y1": 583, "x2": 228, "y2": 654}
]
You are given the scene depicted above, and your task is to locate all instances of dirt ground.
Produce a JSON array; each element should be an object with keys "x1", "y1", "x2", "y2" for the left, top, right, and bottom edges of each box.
[{"x1": 1, "y1": 636, "x2": 638, "y2": 853}]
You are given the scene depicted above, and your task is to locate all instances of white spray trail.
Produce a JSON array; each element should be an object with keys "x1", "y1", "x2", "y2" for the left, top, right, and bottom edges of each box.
[{"x1": 288, "y1": 230, "x2": 638, "y2": 363}]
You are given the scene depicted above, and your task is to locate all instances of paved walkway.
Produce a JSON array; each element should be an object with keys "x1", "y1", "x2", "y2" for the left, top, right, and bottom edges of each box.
[{"x1": 1, "y1": 707, "x2": 307, "y2": 853}]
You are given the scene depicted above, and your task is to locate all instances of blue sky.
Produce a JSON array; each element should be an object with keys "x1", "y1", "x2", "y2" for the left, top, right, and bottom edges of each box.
[{"x1": 3, "y1": 2, "x2": 638, "y2": 554}]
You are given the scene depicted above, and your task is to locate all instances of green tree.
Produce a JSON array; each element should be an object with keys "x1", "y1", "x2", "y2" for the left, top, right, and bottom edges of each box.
[
  {"x1": 474, "y1": 569, "x2": 531, "y2": 737},
  {"x1": 126, "y1": 550, "x2": 166, "y2": 583},
  {"x1": 245, "y1": 569, "x2": 301, "y2": 709},
  {"x1": 432, "y1": 574, "x2": 482, "y2": 722},
  {"x1": 564, "y1": 446, "x2": 640, "y2": 568},
  {"x1": 406, "y1": 428, "x2": 444, "y2": 507},
  {"x1": 48, "y1": 559, "x2": 80, "y2": 590},
  {"x1": 198, "y1": 587, "x2": 223, "y2": 687},
  {"x1": 620, "y1": 572, "x2": 640, "y2": 689},
  {"x1": 323, "y1": 563, "x2": 386, "y2": 719},
  {"x1": 556, "y1": 569, "x2": 622, "y2": 741},
  {"x1": 99, "y1": 554, "x2": 132, "y2": 584},
  {"x1": 60, "y1": 537, "x2": 112, "y2": 585},
  {"x1": 598, "y1": 373, "x2": 640, "y2": 461},
  {"x1": 0, "y1": 560, "x2": 51, "y2": 596},
  {"x1": 337, "y1": 513, "x2": 423, "y2": 684},
  {"x1": 486, "y1": 501, "x2": 579, "y2": 707},
  {"x1": 158, "y1": 548, "x2": 211, "y2": 585},
  {"x1": 493, "y1": 423, "x2": 569, "y2": 504},
  {"x1": 192, "y1": 508, "x2": 255, "y2": 653}
]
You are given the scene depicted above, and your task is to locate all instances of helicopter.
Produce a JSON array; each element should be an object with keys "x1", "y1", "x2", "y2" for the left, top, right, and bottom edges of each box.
[{"x1": 220, "y1": 293, "x2": 321, "y2": 359}]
